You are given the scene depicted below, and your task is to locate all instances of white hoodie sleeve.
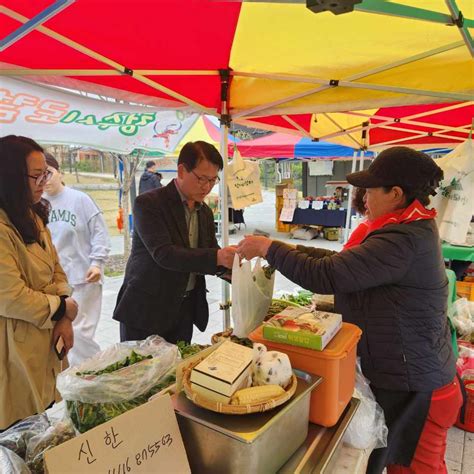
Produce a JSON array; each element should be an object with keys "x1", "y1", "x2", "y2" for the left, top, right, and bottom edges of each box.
[{"x1": 87, "y1": 211, "x2": 111, "y2": 271}]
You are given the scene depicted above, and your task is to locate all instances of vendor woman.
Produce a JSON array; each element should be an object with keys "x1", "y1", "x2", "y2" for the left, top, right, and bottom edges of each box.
[{"x1": 237, "y1": 146, "x2": 462, "y2": 474}]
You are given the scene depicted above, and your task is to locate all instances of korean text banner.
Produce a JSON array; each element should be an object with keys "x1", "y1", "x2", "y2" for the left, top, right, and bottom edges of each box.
[{"x1": 0, "y1": 78, "x2": 198, "y2": 153}]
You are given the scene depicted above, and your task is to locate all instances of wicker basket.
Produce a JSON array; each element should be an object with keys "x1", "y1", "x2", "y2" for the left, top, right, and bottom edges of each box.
[{"x1": 182, "y1": 359, "x2": 297, "y2": 415}]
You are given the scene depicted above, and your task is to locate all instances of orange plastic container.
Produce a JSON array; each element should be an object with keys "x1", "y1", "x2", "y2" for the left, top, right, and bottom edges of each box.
[{"x1": 249, "y1": 322, "x2": 362, "y2": 427}]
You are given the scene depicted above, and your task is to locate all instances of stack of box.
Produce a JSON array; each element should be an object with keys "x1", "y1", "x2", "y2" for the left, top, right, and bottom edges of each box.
[
  {"x1": 262, "y1": 307, "x2": 342, "y2": 351},
  {"x1": 190, "y1": 341, "x2": 253, "y2": 403}
]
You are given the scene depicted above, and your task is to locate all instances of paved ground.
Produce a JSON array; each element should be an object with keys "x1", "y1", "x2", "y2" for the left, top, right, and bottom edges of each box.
[{"x1": 94, "y1": 190, "x2": 471, "y2": 473}]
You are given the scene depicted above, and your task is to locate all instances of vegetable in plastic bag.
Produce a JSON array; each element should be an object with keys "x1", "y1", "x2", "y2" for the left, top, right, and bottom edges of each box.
[
  {"x1": 0, "y1": 413, "x2": 50, "y2": 459},
  {"x1": 56, "y1": 336, "x2": 179, "y2": 433},
  {"x1": 0, "y1": 446, "x2": 30, "y2": 474},
  {"x1": 25, "y1": 420, "x2": 76, "y2": 474},
  {"x1": 343, "y1": 358, "x2": 388, "y2": 450}
]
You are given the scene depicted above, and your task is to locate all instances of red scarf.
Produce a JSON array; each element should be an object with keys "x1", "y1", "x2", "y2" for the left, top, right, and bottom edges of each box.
[{"x1": 344, "y1": 200, "x2": 437, "y2": 250}]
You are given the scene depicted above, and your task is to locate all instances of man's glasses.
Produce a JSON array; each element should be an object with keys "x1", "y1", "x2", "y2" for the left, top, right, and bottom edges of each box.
[
  {"x1": 26, "y1": 169, "x2": 53, "y2": 186},
  {"x1": 191, "y1": 170, "x2": 220, "y2": 187}
]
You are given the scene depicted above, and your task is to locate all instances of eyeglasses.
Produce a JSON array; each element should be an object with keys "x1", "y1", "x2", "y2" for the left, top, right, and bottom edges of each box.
[
  {"x1": 191, "y1": 170, "x2": 220, "y2": 187},
  {"x1": 26, "y1": 169, "x2": 53, "y2": 186}
]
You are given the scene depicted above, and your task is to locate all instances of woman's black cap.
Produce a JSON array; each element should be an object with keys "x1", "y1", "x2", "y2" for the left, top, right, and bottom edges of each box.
[{"x1": 347, "y1": 146, "x2": 443, "y2": 190}]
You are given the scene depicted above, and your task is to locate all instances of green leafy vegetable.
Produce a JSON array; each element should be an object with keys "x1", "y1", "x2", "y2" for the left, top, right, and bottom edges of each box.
[{"x1": 66, "y1": 353, "x2": 176, "y2": 433}]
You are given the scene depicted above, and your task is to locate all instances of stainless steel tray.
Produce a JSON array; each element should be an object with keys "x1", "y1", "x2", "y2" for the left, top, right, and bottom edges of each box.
[{"x1": 172, "y1": 370, "x2": 322, "y2": 473}]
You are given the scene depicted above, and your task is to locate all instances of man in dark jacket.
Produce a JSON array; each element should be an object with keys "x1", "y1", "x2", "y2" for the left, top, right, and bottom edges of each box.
[
  {"x1": 114, "y1": 142, "x2": 236, "y2": 343},
  {"x1": 238, "y1": 147, "x2": 462, "y2": 473},
  {"x1": 138, "y1": 160, "x2": 162, "y2": 194}
]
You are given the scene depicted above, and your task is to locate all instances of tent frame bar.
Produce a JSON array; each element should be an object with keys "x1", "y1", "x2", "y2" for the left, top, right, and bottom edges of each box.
[
  {"x1": 232, "y1": 41, "x2": 464, "y2": 119},
  {"x1": 0, "y1": 5, "x2": 211, "y2": 114},
  {"x1": 218, "y1": 71, "x2": 232, "y2": 331},
  {"x1": 315, "y1": 102, "x2": 472, "y2": 145},
  {"x1": 0, "y1": 0, "x2": 75, "y2": 52},
  {"x1": 232, "y1": 71, "x2": 471, "y2": 109},
  {"x1": 321, "y1": 113, "x2": 365, "y2": 149},
  {"x1": 0, "y1": 69, "x2": 219, "y2": 76},
  {"x1": 281, "y1": 115, "x2": 312, "y2": 138},
  {"x1": 445, "y1": 0, "x2": 474, "y2": 57}
]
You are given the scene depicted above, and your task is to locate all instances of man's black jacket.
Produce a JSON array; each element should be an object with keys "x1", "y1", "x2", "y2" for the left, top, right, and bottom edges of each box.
[{"x1": 113, "y1": 181, "x2": 221, "y2": 339}]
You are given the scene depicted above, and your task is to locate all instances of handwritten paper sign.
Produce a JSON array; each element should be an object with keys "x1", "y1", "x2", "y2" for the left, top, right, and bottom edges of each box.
[{"x1": 44, "y1": 394, "x2": 190, "y2": 474}]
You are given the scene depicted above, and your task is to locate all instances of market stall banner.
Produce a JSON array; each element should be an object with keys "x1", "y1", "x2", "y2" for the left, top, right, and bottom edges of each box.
[
  {"x1": 0, "y1": 78, "x2": 198, "y2": 153},
  {"x1": 226, "y1": 149, "x2": 263, "y2": 210}
]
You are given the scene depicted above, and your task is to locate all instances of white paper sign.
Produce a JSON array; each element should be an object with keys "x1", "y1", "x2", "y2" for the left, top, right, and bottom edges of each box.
[
  {"x1": 226, "y1": 150, "x2": 263, "y2": 209},
  {"x1": 308, "y1": 160, "x2": 334, "y2": 176},
  {"x1": 44, "y1": 394, "x2": 190, "y2": 474},
  {"x1": 0, "y1": 77, "x2": 198, "y2": 153},
  {"x1": 279, "y1": 207, "x2": 296, "y2": 222},
  {"x1": 283, "y1": 188, "x2": 298, "y2": 200}
]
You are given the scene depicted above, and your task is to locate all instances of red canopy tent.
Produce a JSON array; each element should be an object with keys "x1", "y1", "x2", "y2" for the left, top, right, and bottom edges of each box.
[
  {"x1": 1, "y1": 0, "x2": 472, "y2": 325},
  {"x1": 237, "y1": 102, "x2": 474, "y2": 150}
]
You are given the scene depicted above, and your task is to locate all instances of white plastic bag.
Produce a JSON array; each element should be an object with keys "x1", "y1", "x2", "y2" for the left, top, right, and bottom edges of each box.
[
  {"x1": 343, "y1": 358, "x2": 388, "y2": 450},
  {"x1": 0, "y1": 447, "x2": 30, "y2": 474},
  {"x1": 227, "y1": 149, "x2": 263, "y2": 209},
  {"x1": 57, "y1": 336, "x2": 179, "y2": 432},
  {"x1": 451, "y1": 297, "x2": 474, "y2": 339},
  {"x1": 26, "y1": 420, "x2": 76, "y2": 474},
  {"x1": 231, "y1": 255, "x2": 275, "y2": 337},
  {"x1": 291, "y1": 226, "x2": 319, "y2": 241},
  {"x1": 433, "y1": 139, "x2": 474, "y2": 245}
]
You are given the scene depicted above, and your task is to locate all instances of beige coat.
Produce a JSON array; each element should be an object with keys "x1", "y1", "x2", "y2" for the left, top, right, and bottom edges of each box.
[{"x1": 0, "y1": 209, "x2": 71, "y2": 429}]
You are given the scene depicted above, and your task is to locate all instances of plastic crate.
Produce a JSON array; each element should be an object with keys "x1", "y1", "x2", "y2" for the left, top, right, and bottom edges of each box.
[
  {"x1": 249, "y1": 322, "x2": 361, "y2": 427},
  {"x1": 456, "y1": 281, "x2": 474, "y2": 301}
]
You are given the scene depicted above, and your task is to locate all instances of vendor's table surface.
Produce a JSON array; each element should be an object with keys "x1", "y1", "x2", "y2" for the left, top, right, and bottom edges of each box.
[
  {"x1": 279, "y1": 397, "x2": 360, "y2": 473},
  {"x1": 442, "y1": 243, "x2": 474, "y2": 262},
  {"x1": 289, "y1": 208, "x2": 349, "y2": 227}
]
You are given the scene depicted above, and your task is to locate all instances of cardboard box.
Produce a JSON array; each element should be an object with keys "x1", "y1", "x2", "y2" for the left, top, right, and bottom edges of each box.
[
  {"x1": 263, "y1": 307, "x2": 342, "y2": 351},
  {"x1": 190, "y1": 383, "x2": 233, "y2": 404},
  {"x1": 190, "y1": 341, "x2": 253, "y2": 399}
]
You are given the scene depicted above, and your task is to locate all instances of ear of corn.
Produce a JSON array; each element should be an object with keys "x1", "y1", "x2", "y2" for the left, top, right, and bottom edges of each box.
[{"x1": 230, "y1": 384, "x2": 285, "y2": 405}]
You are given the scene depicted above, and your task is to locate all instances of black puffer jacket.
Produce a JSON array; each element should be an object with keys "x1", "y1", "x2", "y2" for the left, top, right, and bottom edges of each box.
[
  {"x1": 139, "y1": 171, "x2": 162, "y2": 194},
  {"x1": 267, "y1": 219, "x2": 455, "y2": 392}
]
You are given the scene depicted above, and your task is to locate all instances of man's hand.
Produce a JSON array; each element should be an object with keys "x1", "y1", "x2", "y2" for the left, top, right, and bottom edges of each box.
[
  {"x1": 85, "y1": 265, "x2": 102, "y2": 283},
  {"x1": 64, "y1": 297, "x2": 78, "y2": 322},
  {"x1": 237, "y1": 236, "x2": 273, "y2": 260},
  {"x1": 217, "y1": 246, "x2": 238, "y2": 269},
  {"x1": 52, "y1": 317, "x2": 74, "y2": 354}
]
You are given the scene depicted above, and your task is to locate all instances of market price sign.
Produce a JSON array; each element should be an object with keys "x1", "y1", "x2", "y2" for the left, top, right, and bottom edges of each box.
[{"x1": 44, "y1": 394, "x2": 190, "y2": 473}]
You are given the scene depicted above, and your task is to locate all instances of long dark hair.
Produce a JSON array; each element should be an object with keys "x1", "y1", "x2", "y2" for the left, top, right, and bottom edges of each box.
[{"x1": 0, "y1": 135, "x2": 50, "y2": 243}]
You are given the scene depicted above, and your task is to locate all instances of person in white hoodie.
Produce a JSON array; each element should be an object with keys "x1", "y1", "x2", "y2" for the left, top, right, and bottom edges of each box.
[{"x1": 44, "y1": 153, "x2": 111, "y2": 366}]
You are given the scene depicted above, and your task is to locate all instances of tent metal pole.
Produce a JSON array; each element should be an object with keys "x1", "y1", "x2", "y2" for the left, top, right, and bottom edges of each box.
[
  {"x1": 359, "y1": 150, "x2": 366, "y2": 171},
  {"x1": 232, "y1": 41, "x2": 463, "y2": 119},
  {"x1": 315, "y1": 102, "x2": 472, "y2": 144},
  {"x1": 0, "y1": 0, "x2": 75, "y2": 52},
  {"x1": 445, "y1": 0, "x2": 474, "y2": 57},
  {"x1": 343, "y1": 150, "x2": 359, "y2": 243},
  {"x1": 0, "y1": 6, "x2": 211, "y2": 113},
  {"x1": 281, "y1": 115, "x2": 312, "y2": 138},
  {"x1": 368, "y1": 131, "x2": 466, "y2": 148},
  {"x1": 321, "y1": 113, "x2": 364, "y2": 149},
  {"x1": 0, "y1": 69, "x2": 219, "y2": 76},
  {"x1": 219, "y1": 70, "x2": 231, "y2": 331}
]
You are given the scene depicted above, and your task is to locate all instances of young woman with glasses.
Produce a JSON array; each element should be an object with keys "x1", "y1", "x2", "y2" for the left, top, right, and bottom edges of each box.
[{"x1": 0, "y1": 135, "x2": 78, "y2": 431}]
